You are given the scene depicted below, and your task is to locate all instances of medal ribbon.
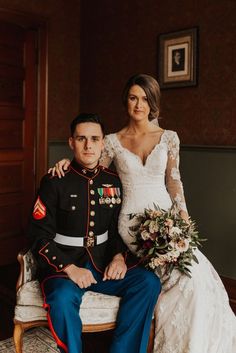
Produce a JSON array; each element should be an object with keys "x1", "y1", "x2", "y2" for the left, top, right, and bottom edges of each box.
[{"x1": 97, "y1": 188, "x2": 104, "y2": 197}]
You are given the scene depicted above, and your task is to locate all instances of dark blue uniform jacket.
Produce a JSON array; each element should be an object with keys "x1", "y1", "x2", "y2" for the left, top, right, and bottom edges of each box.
[{"x1": 28, "y1": 159, "x2": 138, "y2": 281}]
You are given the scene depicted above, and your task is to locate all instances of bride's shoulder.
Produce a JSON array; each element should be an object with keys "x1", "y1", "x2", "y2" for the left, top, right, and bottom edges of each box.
[
  {"x1": 163, "y1": 129, "x2": 179, "y2": 138},
  {"x1": 105, "y1": 132, "x2": 115, "y2": 138},
  {"x1": 104, "y1": 132, "x2": 121, "y2": 153},
  {"x1": 162, "y1": 129, "x2": 180, "y2": 145},
  {"x1": 105, "y1": 133, "x2": 116, "y2": 141}
]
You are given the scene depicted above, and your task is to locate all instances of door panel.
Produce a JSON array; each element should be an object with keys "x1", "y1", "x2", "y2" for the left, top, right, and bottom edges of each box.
[{"x1": 0, "y1": 21, "x2": 37, "y2": 265}]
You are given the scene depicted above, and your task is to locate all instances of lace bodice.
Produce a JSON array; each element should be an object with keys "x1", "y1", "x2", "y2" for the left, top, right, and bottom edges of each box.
[{"x1": 101, "y1": 130, "x2": 187, "y2": 214}]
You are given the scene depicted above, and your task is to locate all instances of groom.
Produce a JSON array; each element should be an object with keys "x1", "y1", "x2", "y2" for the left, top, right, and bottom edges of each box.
[{"x1": 28, "y1": 113, "x2": 161, "y2": 353}]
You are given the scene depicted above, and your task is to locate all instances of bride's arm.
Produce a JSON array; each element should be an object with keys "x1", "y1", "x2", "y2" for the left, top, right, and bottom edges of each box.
[{"x1": 165, "y1": 132, "x2": 189, "y2": 222}]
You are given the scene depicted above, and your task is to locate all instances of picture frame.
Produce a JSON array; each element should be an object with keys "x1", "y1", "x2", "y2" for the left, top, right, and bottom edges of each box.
[{"x1": 158, "y1": 27, "x2": 198, "y2": 89}]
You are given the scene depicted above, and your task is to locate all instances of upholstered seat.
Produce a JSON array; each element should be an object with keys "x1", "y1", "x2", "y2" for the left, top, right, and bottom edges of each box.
[
  {"x1": 15, "y1": 279, "x2": 121, "y2": 326},
  {"x1": 13, "y1": 250, "x2": 154, "y2": 353}
]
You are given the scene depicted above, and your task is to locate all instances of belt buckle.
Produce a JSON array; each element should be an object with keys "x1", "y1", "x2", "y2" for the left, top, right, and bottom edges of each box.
[{"x1": 85, "y1": 236, "x2": 95, "y2": 247}]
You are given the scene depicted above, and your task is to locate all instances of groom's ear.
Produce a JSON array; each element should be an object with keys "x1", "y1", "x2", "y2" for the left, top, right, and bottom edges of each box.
[{"x1": 68, "y1": 137, "x2": 74, "y2": 151}]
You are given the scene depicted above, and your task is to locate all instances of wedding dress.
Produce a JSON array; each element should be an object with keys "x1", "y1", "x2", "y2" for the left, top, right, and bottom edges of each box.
[{"x1": 101, "y1": 130, "x2": 236, "y2": 353}]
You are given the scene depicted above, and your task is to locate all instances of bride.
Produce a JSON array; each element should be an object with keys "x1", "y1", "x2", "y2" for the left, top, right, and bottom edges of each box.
[{"x1": 50, "y1": 74, "x2": 236, "y2": 353}]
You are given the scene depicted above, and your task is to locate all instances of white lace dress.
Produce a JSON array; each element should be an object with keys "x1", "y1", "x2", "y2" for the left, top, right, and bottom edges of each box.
[{"x1": 101, "y1": 130, "x2": 236, "y2": 353}]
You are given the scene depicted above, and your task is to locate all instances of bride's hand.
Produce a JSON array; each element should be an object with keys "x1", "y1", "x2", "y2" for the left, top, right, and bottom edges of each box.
[
  {"x1": 48, "y1": 158, "x2": 71, "y2": 178},
  {"x1": 180, "y1": 210, "x2": 190, "y2": 224}
]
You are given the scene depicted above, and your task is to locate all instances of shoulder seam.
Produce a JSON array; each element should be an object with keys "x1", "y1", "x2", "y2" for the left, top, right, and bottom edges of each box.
[{"x1": 101, "y1": 166, "x2": 119, "y2": 177}]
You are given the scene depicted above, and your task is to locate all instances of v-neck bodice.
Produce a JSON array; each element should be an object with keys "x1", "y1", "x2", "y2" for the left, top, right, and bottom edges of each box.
[{"x1": 113, "y1": 130, "x2": 166, "y2": 167}]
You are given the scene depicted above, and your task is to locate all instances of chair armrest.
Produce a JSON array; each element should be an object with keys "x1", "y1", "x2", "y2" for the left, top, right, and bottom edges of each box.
[{"x1": 16, "y1": 249, "x2": 38, "y2": 291}]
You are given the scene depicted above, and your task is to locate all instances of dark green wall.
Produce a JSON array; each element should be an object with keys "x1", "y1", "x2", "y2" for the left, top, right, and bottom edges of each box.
[{"x1": 180, "y1": 147, "x2": 236, "y2": 279}]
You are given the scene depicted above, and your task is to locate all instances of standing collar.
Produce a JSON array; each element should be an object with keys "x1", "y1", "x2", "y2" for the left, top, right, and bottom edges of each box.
[{"x1": 70, "y1": 158, "x2": 101, "y2": 178}]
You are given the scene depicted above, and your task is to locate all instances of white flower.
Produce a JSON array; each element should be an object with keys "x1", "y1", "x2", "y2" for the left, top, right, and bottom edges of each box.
[
  {"x1": 149, "y1": 221, "x2": 159, "y2": 234},
  {"x1": 165, "y1": 218, "x2": 174, "y2": 227},
  {"x1": 140, "y1": 230, "x2": 150, "y2": 240},
  {"x1": 152, "y1": 256, "x2": 167, "y2": 266},
  {"x1": 170, "y1": 237, "x2": 189, "y2": 253},
  {"x1": 175, "y1": 238, "x2": 190, "y2": 253},
  {"x1": 169, "y1": 226, "x2": 182, "y2": 237}
]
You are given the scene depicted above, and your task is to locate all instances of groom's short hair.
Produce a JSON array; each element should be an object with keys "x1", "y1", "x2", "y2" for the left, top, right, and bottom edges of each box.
[{"x1": 70, "y1": 113, "x2": 105, "y2": 137}]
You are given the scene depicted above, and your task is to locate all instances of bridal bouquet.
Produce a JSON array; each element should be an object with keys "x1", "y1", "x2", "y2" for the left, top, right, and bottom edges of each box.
[{"x1": 129, "y1": 203, "x2": 204, "y2": 278}]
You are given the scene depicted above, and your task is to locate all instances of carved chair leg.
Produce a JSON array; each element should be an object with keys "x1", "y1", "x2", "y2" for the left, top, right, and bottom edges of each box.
[
  {"x1": 147, "y1": 319, "x2": 155, "y2": 353},
  {"x1": 13, "y1": 323, "x2": 24, "y2": 353}
]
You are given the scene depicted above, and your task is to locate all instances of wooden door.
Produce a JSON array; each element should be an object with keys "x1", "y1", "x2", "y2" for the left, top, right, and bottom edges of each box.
[{"x1": 0, "y1": 21, "x2": 38, "y2": 265}]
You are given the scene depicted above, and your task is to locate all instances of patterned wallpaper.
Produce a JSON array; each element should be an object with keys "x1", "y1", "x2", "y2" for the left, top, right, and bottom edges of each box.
[{"x1": 79, "y1": 0, "x2": 236, "y2": 146}]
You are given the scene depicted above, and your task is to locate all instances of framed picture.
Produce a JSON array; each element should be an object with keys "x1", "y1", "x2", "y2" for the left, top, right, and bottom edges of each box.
[{"x1": 158, "y1": 27, "x2": 198, "y2": 89}]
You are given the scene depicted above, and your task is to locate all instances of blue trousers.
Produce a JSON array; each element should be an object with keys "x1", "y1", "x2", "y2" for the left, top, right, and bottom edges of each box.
[{"x1": 42, "y1": 262, "x2": 161, "y2": 353}]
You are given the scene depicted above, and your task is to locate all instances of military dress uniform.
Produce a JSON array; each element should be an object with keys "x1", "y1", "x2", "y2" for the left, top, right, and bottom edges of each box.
[{"x1": 28, "y1": 159, "x2": 161, "y2": 353}]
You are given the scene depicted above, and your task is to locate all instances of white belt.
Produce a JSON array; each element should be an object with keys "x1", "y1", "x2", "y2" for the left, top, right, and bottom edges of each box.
[{"x1": 54, "y1": 231, "x2": 108, "y2": 247}]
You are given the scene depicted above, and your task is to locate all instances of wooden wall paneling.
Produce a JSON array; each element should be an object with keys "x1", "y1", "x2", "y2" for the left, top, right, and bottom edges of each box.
[
  {"x1": 0, "y1": 120, "x2": 23, "y2": 148},
  {"x1": 0, "y1": 19, "x2": 39, "y2": 265}
]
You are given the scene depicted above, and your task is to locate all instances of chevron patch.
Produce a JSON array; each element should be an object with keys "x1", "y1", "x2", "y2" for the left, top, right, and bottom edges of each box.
[{"x1": 33, "y1": 196, "x2": 46, "y2": 220}]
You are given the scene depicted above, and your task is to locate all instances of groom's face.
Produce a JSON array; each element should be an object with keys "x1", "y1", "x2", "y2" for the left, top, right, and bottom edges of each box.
[{"x1": 69, "y1": 122, "x2": 104, "y2": 168}]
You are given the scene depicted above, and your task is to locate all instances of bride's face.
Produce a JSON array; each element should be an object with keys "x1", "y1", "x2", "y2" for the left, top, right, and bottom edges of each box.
[{"x1": 127, "y1": 85, "x2": 150, "y2": 122}]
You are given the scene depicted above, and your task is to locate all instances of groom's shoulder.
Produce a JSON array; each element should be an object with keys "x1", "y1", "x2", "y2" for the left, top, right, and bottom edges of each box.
[
  {"x1": 99, "y1": 165, "x2": 122, "y2": 190},
  {"x1": 99, "y1": 165, "x2": 119, "y2": 178}
]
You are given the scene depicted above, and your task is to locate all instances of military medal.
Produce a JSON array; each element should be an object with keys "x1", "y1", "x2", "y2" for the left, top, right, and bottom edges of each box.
[
  {"x1": 110, "y1": 188, "x2": 116, "y2": 204},
  {"x1": 116, "y1": 187, "x2": 121, "y2": 204},
  {"x1": 97, "y1": 188, "x2": 105, "y2": 204},
  {"x1": 104, "y1": 188, "x2": 111, "y2": 204}
]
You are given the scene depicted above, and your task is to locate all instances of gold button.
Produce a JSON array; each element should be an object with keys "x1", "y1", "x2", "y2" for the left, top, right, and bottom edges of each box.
[
  {"x1": 90, "y1": 190, "x2": 95, "y2": 195},
  {"x1": 52, "y1": 256, "x2": 56, "y2": 260},
  {"x1": 45, "y1": 249, "x2": 49, "y2": 253},
  {"x1": 91, "y1": 200, "x2": 95, "y2": 205},
  {"x1": 89, "y1": 231, "x2": 94, "y2": 236},
  {"x1": 90, "y1": 211, "x2": 95, "y2": 216},
  {"x1": 59, "y1": 264, "x2": 63, "y2": 268},
  {"x1": 89, "y1": 180, "x2": 93, "y2": 185},
  {"x1": 90, "y1": 221, "x2": 95, "y2": 227}
]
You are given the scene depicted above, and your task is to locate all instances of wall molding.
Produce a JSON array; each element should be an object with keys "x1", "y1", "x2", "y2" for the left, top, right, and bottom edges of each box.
[{"x1": 181, "y1": 145, "x2": 236, "y2": 152}]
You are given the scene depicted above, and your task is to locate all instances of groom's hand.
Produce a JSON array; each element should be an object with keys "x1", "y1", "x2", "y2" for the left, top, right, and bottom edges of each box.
[
  {"x1": 103, "y1": 254, "x2": 127, "y2": 281},
  {"x1": 64, "y1": 264, "x2": 97, "y2": 288}
]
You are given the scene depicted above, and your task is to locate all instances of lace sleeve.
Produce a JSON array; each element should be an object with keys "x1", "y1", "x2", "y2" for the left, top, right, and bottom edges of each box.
[
  {"x1": 99, "y1": 135, "x2": 114, "y2": 167},
  {"x1": 165, "y1": 131, "x2": 188, "y2": 216}
]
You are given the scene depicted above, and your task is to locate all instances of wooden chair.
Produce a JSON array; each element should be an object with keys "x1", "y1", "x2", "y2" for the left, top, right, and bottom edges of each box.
[{"x1": 13, "y1": 250, "x2": 155, "y2": 353}]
